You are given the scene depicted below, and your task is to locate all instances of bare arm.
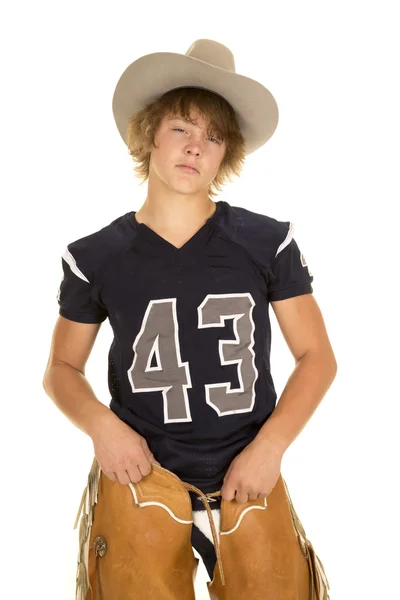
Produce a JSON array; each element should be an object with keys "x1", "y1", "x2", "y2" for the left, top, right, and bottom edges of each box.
[
  {"x1": 255, "y1": 294, "x2": 337, "y2": 452},
  {"x1": 42, "y1": 315, "x2": 160, "y2": 484},
  {"x1": 42, "y1": 315, "x2": 116, "y2": 437}
]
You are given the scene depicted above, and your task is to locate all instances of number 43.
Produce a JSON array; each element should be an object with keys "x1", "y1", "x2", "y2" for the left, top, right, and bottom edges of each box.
[{"x1": 127, "y1": 293, "x2": 259, "y2": 424}]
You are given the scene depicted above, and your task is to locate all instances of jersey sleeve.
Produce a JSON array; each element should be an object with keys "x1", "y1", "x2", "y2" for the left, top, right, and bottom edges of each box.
[
  {"x1": 267, "y1": 222, "x2": 314, "y2": 301},
  {"x1": 57, "y1": 240, "x2": 109, "y2": 324}
]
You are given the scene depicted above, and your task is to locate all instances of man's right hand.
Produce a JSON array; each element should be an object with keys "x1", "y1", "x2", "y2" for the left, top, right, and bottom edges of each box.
[{"x1": 90, "y1": 412, "x2": 161, "y2": 485}]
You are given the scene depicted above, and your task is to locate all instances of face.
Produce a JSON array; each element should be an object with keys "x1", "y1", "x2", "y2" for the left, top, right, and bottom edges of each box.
[{"x1": 148, "y1": 109, "x2": 227, "y2": 195}]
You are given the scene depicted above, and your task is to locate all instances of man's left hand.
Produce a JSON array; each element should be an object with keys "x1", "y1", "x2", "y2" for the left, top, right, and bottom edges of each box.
[{"x1": 220, "y1": 437, "x2": 283, "y2": 504}]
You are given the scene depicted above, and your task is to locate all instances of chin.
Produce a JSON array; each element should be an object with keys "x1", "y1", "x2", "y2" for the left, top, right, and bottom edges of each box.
[
  {"x1": 170, "y1": 174, "x2": 201, "y2": 189},
  {"x1": 172, "y1": 185, "x2": 201, "y2": 195}
]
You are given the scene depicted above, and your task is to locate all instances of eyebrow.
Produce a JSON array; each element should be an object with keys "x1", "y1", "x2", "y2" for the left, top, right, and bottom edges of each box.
[
  {"x1": 167, "y1": 116, "x2": 202, "y2": 127},
  {"x1": 167, "y1": 115, "x2": 222, "y2": 140}
]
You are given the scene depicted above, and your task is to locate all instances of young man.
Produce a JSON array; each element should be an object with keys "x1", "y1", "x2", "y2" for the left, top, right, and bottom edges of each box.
[{"x1": 43, "y1": 39, "x2": 336, "y2": 599}]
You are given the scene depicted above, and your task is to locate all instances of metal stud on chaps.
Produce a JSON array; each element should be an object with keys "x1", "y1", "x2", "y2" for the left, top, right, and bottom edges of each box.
[
  {"x1": 73, "y1": 458, "x2": 199, "y2": 600},
  {"x1": 73, "y1": 458, "x2": 330, "y2": 599}
]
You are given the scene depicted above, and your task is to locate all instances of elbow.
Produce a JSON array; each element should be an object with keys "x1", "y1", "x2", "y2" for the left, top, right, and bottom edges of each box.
[
  {"x1": 42, "y1": 370, "x2": 50, "y2": 392},
  {"x1": 42, "y1": 363, "x2": 56, "y2": 392},
  {"x1": 328, "y1": 353, "x2": 338, "y2": 379},
  {"x1": 303, "y1": 348, "x2": 338, "y2": 379}
]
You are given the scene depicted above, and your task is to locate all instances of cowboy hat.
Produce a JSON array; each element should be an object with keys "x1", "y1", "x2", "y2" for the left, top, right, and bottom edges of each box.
[{"x1": 112, "y1": 38, "x2": 279, "y2": 156}]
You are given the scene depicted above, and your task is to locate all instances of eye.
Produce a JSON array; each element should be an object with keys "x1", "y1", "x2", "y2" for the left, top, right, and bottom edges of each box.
[{"x1": 173, "y1": 128, "x2": 220, "y2": 144}]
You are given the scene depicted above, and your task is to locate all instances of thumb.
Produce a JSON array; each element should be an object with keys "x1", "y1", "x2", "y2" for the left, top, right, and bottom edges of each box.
[{"x1": 142, "y1": 441, "x2": 161, "y2": 466}]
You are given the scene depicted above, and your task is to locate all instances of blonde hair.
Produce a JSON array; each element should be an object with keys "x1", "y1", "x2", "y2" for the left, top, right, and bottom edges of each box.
[{"x1": 126, "y1": 87, "x2": 247, "y2": 198}]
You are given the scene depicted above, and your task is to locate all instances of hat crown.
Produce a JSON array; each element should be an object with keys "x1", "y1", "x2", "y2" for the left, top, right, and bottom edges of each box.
[{"x1": 185, "y1": 39, "x2": 236, "y2": 73}]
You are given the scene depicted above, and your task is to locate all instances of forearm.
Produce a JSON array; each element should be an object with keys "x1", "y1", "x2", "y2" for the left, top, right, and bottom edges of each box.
[
  {"x1": 43, "y1": 362, "x2": 116, "y2": 438},
  {"x1": 256, "y1": 350, "x2": 337, "y2": 453}
]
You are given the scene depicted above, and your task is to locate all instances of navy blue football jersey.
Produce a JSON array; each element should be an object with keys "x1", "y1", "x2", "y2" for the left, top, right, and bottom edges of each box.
[{"x1": 57, "y1": 200, "x2": 313, "y2": 493}]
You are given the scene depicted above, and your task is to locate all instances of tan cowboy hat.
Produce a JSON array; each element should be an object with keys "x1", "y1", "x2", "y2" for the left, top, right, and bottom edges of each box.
[{"x1": 112, "y1": 38, "x2": 279, "y2": 156}]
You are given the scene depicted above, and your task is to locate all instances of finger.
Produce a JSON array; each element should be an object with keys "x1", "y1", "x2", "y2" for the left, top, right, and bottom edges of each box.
[
  {"x1": 148, "y1": 453, "x2": 161, "y2": 467},
  {"x1": 222, "y1": 485, "x2": 236, "y2": 502},
  {"x1": 142, "y1": 447, "x2": 160, "y2": 469},
  {"x1": 236, "y1": 491, "x2": 249, "y2": 505},
  {"x1": 116, "y1": 469, "x2": 135, "y2": 485},
  {"x1": 248, "y1": 492, "x2": 259, "y2": 501},
  {"x1": 125, "y1": 465, "x2": 143, "y2": 484},
  {"x1": 138, "y1": 461, "x2": 153, "y2": 477}
]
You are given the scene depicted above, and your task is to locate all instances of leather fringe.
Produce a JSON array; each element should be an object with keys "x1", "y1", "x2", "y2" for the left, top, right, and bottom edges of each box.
[
  {"x1": 73, "y1": 457, "x2": 101, "y2": 600},
  {"x1": 71, "y1": 459, "x2": 331, "y2": 600},
  {"x1": 283, "y1": 477, "x2": 331, "y2": 600}
]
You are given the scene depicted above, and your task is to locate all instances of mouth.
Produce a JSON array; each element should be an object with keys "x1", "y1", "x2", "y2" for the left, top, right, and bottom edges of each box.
[{"x1": 177, "y1": 164, "x2": 199, "y2": 174}]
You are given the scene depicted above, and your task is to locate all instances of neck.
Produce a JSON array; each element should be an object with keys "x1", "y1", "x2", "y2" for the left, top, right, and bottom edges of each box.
[{"x1": 135, "y1": 178, "x2": 217, "y2": 233}]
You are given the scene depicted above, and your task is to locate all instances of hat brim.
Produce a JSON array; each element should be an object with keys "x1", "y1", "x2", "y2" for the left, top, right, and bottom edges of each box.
[{"x1": 112, "y1": 51, "x2": 279, "y2": 155}]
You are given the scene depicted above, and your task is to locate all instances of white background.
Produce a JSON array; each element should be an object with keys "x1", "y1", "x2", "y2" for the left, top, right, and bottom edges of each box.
[{"x1": 1, "y1": 1, "x2": 398, "y2": 598}]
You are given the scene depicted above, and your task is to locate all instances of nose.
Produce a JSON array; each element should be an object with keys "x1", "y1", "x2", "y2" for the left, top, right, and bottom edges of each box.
[
  {"x1": 186, "y1": 149, "x2": 200, "y2": 157},
  {"x1": 184, "y1": 139, "x2": 203, "y2": 157}
]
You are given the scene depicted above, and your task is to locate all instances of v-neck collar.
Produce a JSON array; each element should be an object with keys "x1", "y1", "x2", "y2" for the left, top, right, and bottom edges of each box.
[{"x1": 125, "y1": 200, "x2": 225, "y2": 263}]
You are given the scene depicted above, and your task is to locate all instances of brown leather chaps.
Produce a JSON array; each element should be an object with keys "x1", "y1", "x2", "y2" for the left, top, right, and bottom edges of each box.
[{"x1": 73, "y1": 457, "x2": 330, "y2": 599}]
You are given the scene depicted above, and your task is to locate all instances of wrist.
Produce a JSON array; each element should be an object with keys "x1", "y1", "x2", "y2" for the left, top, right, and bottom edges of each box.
[
  {"x1": 254, "y1": 423, "x2": 289, "y2": 455},
  {"x1": 84, "y1": 403, "x2": 116, "y2": 439}
]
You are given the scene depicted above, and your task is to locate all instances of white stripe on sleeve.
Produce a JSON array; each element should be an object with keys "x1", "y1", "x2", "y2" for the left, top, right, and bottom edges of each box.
[{"x1": 62, "y1": 247, "x2": 90, "y2": 283}]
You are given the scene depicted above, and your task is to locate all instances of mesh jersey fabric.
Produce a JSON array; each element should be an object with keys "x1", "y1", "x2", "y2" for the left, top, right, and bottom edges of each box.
[{"x1": 57, "y1": 200, "x2": 313, "y2": 494}]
